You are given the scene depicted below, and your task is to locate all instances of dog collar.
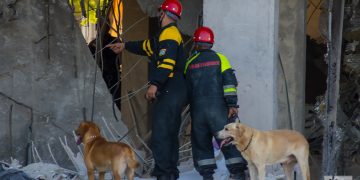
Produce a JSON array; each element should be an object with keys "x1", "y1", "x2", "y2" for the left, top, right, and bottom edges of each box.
[
  {"x1": 240, "y1": 130, "x2": 253, "y2": 152},
  {"x1": 85, "y1": 135, "x2": 97, "y2": 144}
]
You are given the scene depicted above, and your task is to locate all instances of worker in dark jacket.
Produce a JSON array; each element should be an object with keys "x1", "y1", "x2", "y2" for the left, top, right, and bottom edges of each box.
[
  {"x1": 184, "y1": 26, "x2": 247, "y2": 180},
  {"x1": 106, "y1": 1, "x2": 187, "y2": 179}
]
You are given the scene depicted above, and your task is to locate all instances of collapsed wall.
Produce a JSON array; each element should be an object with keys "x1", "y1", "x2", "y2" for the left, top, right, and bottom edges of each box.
[{"x1": 0, "y1": 0, "x2": 130, "y2": 169}]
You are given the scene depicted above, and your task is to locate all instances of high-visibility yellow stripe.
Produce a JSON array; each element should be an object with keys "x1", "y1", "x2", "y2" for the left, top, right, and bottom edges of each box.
[
  {"x1": 146, "y1": 40, "x2": 153, "y2": 55},
  {"x1": 224, "y1": 87, "x2": 237, "y2": 93},
  {"x1": 158, "y1": 64, "x2": 174, "y2": 70},
  {"x1": 159, "y1": 26, "x2": 182, "y2": 44},
  {"x1": 184, "y1": 53, "x2": 200, "y2": 74},
  {"x1": 142, "y1": 40, "x2": 151, "y2": 56},
  {"x1": 217, "y1": 53, "x2": 232, "y2": 72},
  {"x1": 163, "y1": 59, "x2": 176, "y2": 65},
  {"x1": 168, "y1": 72, "x2": 174, "y2": 77},
  {"x1": 108, "y1": 0, "x2": 123, "y2": 37}
]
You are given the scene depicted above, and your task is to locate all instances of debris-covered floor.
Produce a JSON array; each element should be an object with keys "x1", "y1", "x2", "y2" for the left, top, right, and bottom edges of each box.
[{"x1": 0, "y1": 150, "x2": 304, "y2": 180}]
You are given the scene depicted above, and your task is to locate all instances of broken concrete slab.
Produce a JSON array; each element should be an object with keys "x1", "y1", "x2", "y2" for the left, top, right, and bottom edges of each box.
[{"x1": 0, "y1": 0, "x2": 132, "y2": 169}]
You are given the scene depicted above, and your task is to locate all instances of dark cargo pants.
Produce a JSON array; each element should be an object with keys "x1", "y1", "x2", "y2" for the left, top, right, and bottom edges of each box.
[
  {"x1": 150, "y1": 75, "x2": 187, "y2": 178},
  {"x1": 190, "y1": 98, "x2": 247, "y2": 177}
]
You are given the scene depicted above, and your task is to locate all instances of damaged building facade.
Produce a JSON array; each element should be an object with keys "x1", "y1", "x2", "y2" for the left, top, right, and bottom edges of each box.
[{"x1": 0, "y1": 0, "x2": 359, "y2": 179}]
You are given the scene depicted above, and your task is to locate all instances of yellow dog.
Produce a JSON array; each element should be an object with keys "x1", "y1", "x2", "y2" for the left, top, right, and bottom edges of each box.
[
  {"x1": 217, "y1": 121, "x2": 310, "y2": 180},
  {"x1": 75, "y1": 121, "x2": 139, "y2": 180}
]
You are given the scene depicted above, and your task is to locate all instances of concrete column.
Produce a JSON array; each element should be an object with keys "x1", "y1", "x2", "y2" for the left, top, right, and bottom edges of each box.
[
  {"x1": 204, "y1": 0, "x2": 279, "y2": 130},
  {"x1": 277, "y1": 0, "x2": 306, "y2": 132}
]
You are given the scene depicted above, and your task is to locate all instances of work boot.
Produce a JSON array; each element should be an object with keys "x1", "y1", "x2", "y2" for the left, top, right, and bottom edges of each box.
[
  {"x1": 169, "y1": 174, "x2": 177, "y2": 180},
  {"x1": 202, "y1": 174, "x2": 214, "y2": 180},
  {"x1": 229, "y1": 172, "x2": 246, "y2": 180},
  {"x1": 157, "y1": 175, "x2": 170, "y2": 180}
]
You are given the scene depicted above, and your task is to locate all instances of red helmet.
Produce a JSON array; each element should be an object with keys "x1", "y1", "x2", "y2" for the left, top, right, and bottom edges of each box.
[
  {"x1": 161, "y1": 0, "x2": 182, "y2": 18},
  {"x1": 193, "y1": 26, "x2": 215, "y2": 44}
]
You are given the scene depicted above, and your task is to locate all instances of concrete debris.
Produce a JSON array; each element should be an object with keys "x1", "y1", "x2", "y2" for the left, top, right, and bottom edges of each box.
[
  {"x1": 304, "y1": 2, "x2": 360, "y2": 174},
  {"x1": 305, "y1": 99, "x2": 325, "y2": 154},
  {"x1": 347, "y1": 0, "x2": 360, "y2": 31},
  {"x1": 21, "y1": 163, "x2": 78, "y2": 180},
  {"x1": 0, "y1": 169, "x2": 33, "y2": 180},
  {"x1": 339, "y1": 2, "x2": 360, "y2": 165},
  {"x1": 349, "y1": 126, "x2": 360, "y2": 142},
  {"x1": 0, "y1": 161, "x2": 78, "y2": 180},
  {"x1": 0, "y1": 149, "x2": 304, "y2": 180},
  {"x1": 304, "y1": 1, "x2": 360, "y2": 174}
]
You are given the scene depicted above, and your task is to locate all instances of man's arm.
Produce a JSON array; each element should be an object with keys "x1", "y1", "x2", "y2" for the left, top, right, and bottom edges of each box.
[
  {"x1": 149, "y1": 27, "x2": 182, "y2": 88},
  {"x1": 125, "y1": 39, "x2": 154, "y2": 57},
  {"x1": 106, "y1": 39, "x2": 154, "y2": 57},
  {"x1": 217, "y1": 53, "x2": 239, "y2": 117}
]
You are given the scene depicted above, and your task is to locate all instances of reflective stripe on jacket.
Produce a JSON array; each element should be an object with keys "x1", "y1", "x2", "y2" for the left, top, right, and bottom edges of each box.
[
  {"x1": 124, "y1": 23, "x2": 185, "y2": 89},
  {"x1": 184, "y1": 49, "x2": 238, "y2": 107}
]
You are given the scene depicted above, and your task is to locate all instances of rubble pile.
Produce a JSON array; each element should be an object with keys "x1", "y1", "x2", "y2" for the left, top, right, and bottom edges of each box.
[
  {"x1": 305, "y1": 0, "x2": 360, "y2": 172},
  {"x1": 0, "y1": 160, "x2": 78, "y2": 180},
  {"x1": 340, "y1": 0, "x2": 360, "y2": 166},
  {"x1": 305, "y1": 97, "x2": 325, "y2": 155}
]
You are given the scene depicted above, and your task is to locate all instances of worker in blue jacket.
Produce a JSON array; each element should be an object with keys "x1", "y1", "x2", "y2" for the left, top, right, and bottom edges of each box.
[
  {"x1": 184, "y1": 26, "x2": 247, "y2": 180},
  {"x1": 107, "y1": 1, "x2": 187, "y2": 179}
]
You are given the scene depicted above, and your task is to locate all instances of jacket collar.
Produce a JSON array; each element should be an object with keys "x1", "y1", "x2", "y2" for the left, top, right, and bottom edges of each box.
[
  {"x1": 197, "y1": 49, "x2": 214, "y2": 53},
  {"x1": 160, "y1": 22, "x2": 177, "y2": 31}
]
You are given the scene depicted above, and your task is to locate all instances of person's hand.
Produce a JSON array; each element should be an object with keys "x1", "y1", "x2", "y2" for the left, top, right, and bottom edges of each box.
[
  {"x1": 146, "y1": 85, "x2": 158, "y2": 101},
  {"x1": 106, "y1": 43, "x2": 125, "y2": 54},
  {"x1": 228, "y1": 107, "x2": 238, "y2": 118}
]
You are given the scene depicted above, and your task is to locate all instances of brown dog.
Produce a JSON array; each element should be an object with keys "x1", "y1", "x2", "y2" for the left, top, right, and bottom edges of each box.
[
  {"x1": 75, "y1": 121, "x2": 139, "y2": 180},
  {"x1": 217, "y1": 121, "x2": 310, "y2": 180}
]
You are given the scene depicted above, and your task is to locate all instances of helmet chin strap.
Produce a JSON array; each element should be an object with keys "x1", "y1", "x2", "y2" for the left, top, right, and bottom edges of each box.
[
  {"x1": 164, "y1": 11, "x2": 179, "y2": 21},
  {"x1": 158, "y1": 11, "x2": 178, "y2": 28}
]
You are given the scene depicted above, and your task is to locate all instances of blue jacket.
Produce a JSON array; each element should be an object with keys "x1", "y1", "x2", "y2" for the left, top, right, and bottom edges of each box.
[
  {"x1": 184, "y1": 49, "x2": 238, "y2": 107},
  {"x1": 125, "y1": 23, "x2": 186, "y2": 90}
]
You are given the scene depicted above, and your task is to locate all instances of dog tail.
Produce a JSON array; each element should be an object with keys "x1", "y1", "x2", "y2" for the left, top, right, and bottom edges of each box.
[{"x1": 127, "y1": 148, "x2": 139, "y2": 169}]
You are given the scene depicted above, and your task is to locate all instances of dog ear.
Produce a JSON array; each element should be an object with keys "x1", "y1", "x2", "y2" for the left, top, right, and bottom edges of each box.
[{"x1": 236, "y1": 124, "x2": 245, "y2": 136}]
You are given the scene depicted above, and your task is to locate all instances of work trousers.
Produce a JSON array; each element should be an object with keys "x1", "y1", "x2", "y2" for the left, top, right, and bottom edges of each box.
[
  {"x1": 150, "y1": 75, "x2": 187, "y2": 178},
  {"x1": 190, "y1": 98, "x2": 247, "y2": 177}
]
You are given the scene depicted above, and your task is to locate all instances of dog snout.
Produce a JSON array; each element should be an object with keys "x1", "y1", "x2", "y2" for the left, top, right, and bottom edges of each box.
[{"x1": 216, "y1": 130, "x2": 226, "y2": 139}]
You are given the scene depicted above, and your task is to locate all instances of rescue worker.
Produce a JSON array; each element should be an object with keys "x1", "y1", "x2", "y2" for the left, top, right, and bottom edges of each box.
[
  {"x1": 106, "y1": 0, "x2": 187, "y2": 179},
  {"x1": 184, "y1": 26, "x2": 247, "y2": 180}
]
